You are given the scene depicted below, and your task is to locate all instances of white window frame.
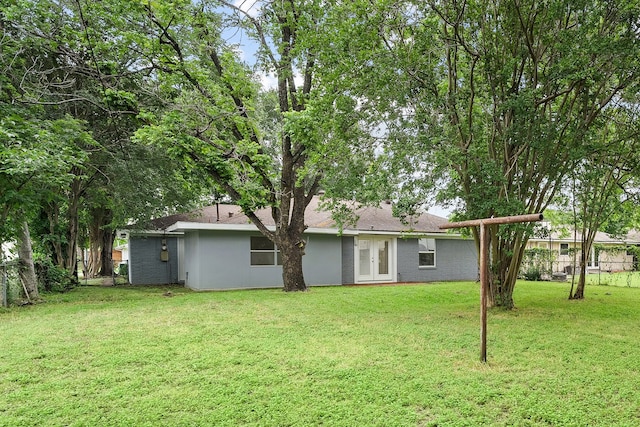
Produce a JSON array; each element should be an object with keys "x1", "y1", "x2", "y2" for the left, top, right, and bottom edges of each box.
[
  {"x1": 250, "y1": 236, "x2": 282, "y2": 266},
  {"x1": 560, "y1": 243, "x2": 569, "y2": 256},
  {"x1": 418, "y1": 238, "x2": 436, "y2": 268}
]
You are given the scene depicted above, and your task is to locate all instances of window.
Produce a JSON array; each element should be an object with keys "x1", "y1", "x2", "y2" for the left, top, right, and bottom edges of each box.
[
  {"x1": 560, "y1": 243, "x2": 569, "y2": 256},
  {"x1": 250, "y1": 236, "x2": 282, "y2": 266},
  {"x1": 418, "y1": 238, "x2": 436, "y2": 267}
]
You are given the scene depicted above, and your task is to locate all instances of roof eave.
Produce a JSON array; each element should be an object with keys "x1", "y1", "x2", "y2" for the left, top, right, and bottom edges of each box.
[{"x1": 165, "y1": 221, "x2": 464, "y2": 238}]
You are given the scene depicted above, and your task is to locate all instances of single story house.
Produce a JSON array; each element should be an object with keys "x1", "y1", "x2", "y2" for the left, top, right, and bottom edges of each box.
[
  {"x1": 526, "y1": 223, "x2": 640, "y2": 274},
  {"x1": 126, "y1": 197, "x2": 478, "y2": 290}
]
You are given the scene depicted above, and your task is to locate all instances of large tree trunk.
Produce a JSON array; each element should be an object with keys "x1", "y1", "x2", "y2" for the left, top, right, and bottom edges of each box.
[
  {"x1": 65, "y1": 177, "x2": 82, "y2": 278},
  {"x1": 275, "y1": 188, "x2": 309, "y2": 292},
  {"x1": 570, "y1": 229, "x2": 596, "y2": 300},
  {"x1": 46, "y1": 202, "x2": 65, "y2": 268},
  {"x1": 100, "y1": 229, "x2": 115, "y2": 277},
  {"x1": 87, "y1": 221, "x2": 102, "y2": 278},
  {"x1": 87, "y1": 207, "x2": 114, "y2": 277},
  {"x1": 17, "y1": 221, "x2": 40, "y2": 301},
  {"x1": 484, "y1": 226, "x2": 528, "y2": 310},
  {"x1": 279, "y1": 239, "x2": 307, "y2": 292}
]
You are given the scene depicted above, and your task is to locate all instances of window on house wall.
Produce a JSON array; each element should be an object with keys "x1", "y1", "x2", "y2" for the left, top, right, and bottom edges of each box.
[
  {"x1": 418, "y1": 238, "x2": 436, "y2": 267},
  {"x1": 250, "y1": 236, "x2": 282, "y2": 266},
  {"x1": 560, "y1": 243, "x2": 569, "y2": 256}
]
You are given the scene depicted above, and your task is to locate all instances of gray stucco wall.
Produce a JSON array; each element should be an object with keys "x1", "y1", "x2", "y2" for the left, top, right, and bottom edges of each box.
[
  {"x1": 183, "y1": 231, "x2": 343, "y2": 290},
  {"x1": 129, "y1": 232, "x2": 477, "y2": 288},
  {"x1": 397, "y1": 237, "x2": 478, "y2": 282},
  {"x1": 129, "y1": 235, "x2": 179, "y2": 285},
  {"x1": 341, "y1": 236, "x2": 354, "y2": 284}
]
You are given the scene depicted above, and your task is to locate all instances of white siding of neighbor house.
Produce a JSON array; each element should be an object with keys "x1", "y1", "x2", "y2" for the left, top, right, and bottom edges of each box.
[
  {"x1": 526, "y1": 241, "x2": 637, "y2": 273},
  {"x1": 183, "y1": 230, "x2": 342, "y2": 290}
]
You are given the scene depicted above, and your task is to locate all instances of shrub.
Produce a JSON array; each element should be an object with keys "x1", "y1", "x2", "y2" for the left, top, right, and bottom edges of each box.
[
  {"x1": 523, "y1": 267, "x2": 542, "y2": 281},
  {"x1": 34, "y1": 257, "x2": 78, "y2": 293},
  {"x1": 117, "y1": 262, "x2": 128, "y2": 278},
  {"x1": 521, "y1": 248, "x2": 554, "y2": 280}
]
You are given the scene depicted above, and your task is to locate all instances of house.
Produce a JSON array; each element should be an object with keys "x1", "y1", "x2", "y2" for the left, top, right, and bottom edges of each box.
[
  {"x1": 126, "y1": 197, "x2": 479, "y2": 290},
  {"x1": 525, "y1": 223, "x2": 640, "y2": 274}
]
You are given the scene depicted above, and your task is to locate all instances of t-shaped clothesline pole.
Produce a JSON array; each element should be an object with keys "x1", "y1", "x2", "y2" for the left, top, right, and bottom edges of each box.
[{"x1": 439, "y1": 213, "x2": 543, "y2": 362}]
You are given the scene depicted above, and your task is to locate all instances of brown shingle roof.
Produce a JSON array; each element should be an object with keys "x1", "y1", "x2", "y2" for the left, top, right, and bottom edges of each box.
[{"x1": 150, "y1": 196, "x2": 448, "y2": 234}]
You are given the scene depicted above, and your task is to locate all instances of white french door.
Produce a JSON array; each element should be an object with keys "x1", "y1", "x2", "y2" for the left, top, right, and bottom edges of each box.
[{"x1": 356, "y1": 236, "x2": 395, "y2": 283}]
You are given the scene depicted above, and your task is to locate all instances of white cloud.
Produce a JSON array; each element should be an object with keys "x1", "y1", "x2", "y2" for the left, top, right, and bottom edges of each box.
[
  {"x1": 257, "y1": 71, "x2": 304, "y2": 91},
  {"x1": 259, "y1": 72, "x2": 278, "y2": 90},
  {"x1": 233, "y1": 0, "x2": 261, "y2": 17},
  {"x1": 427, "y1": 206, "x2": 452, "y2": 219}
]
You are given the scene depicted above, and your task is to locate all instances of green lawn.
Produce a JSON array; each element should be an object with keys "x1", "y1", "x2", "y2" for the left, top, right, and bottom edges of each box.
[
  {"x1": 1, "y1": 281, "x2": 639, "y2": 426},
  {"x1": 584, "y1": 270, "x2": 640, "y2": 288}
]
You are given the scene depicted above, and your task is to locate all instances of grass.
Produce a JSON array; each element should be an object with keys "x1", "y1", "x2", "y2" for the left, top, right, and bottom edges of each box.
[
  {"x1": 1, "y1": 281, "x2": 639, "y2": 426},
  {"x1": 584, "y1": 270, "x2": 640, "y2": 288}
]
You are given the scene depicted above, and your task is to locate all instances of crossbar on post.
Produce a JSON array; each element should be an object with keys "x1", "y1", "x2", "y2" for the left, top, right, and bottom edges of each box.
[{"x1": 439, "y1": 213, "x2": 543, "y2": 362}]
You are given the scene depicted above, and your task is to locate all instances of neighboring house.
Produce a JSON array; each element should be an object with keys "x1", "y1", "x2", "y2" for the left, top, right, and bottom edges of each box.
[
  {"x1": 526, "y1": 223, "x2": 640, "y2": 274},
  {"x1": 126, "y1": 197, "x2": 478, "y2": 290},
  {"x1": 113, "y1": 233, "x2": 129, "y2": 274}
]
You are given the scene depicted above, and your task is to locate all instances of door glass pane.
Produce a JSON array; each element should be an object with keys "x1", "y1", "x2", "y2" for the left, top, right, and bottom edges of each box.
[
  {"x1": 359, "y1": 242, "x2": 371, "y2": 276},
  {"x1": 378, "y1": 240, "x2": 389, "y2": 275}
]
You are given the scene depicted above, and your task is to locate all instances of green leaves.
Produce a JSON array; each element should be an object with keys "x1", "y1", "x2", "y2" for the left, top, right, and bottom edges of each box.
[{"x1": 0, "y1": 105, "x2": 91, "y2": 243}]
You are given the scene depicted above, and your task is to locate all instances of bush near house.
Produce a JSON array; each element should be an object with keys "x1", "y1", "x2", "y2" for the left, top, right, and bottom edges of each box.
[
  {"x1": 521, "y1": 248, "x2": 555, "y2": 280},
  {"x1": 34, "y1": 257, "x2": 78, "y2": 293}
]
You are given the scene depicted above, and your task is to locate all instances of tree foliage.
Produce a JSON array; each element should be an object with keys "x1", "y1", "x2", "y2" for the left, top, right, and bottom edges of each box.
[
  {"x1": 2, "y1": 0, "x2": 640, "y2": 301},
  {"x1": 330, "y1": 0, "x2": 640, "y2": 308},
  {"x1": 120, "y1": 0, "x2": 382, "y2": 290},
  {"x1": 1, "y1": 0, "x2": 211, "y2": 283}
]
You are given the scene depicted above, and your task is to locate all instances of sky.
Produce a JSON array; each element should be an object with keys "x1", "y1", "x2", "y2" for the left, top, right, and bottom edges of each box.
[
  {"x1": 427, "y1": 205, "x2": 452, "y2": 219},
  {"x1": 221, "y1": 0, "x2": 308, "y2": 90}
]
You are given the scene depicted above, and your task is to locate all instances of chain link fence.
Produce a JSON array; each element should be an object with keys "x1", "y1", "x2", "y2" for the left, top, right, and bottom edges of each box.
[
  {"x1": 2, "y1": 258, "x2": 131, "y2": 306},
  {"x1": 1, "y1": 261, "x2": 23, "y2": 307},
  {"x1": 583, "y1": 262, "x2": 640, "y2": 288},
  {"x1": 522, "y1": 247, "x2": 639, "y2": 282},
  {"x1": 77, "y1": 259, "x2": 129, "y2": 286}
]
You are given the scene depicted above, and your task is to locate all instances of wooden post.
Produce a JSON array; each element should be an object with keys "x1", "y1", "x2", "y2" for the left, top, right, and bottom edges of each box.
[
  {"x1": 479, "y1": 222, "x2": 487, "y2": 362},
  {"x1": 440, "y1": 213, "x2": 543, "y2": 362}
]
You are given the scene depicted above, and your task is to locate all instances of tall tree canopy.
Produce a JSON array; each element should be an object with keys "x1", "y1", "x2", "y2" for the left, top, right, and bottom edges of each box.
[
  {"x1": 3, "y1": 0, "x2": 639, "y2": 300},
  {"x1": 1, "y1": 0, "x2": 211, "y2": 282},
  {"x1": 328, "y1": 0, "x2": 640, "y2": 308},
  {"x1": 123, "y1": 0, "x2": 380, "y2": 291}
]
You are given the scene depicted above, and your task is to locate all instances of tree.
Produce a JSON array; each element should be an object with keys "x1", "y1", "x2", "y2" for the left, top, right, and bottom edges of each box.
[
  {"x1": 123, "y1": 0, "x2": 378, "y2": 291},
  {"x1": 568, "y1": 108, "x2": 640, "y2": 300},
  {"x1": 331, "y1": 0, "x2": 640, "y2": 308},
  {"x1": 16, "y1": 221, "x2": 39, "y2": 301},
  {"x1": 3, "y1": 0, "x2": 213, "y2": 280},
  {"x1": 0, "y1": 104, "x2": 86, "y2": 297}
]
